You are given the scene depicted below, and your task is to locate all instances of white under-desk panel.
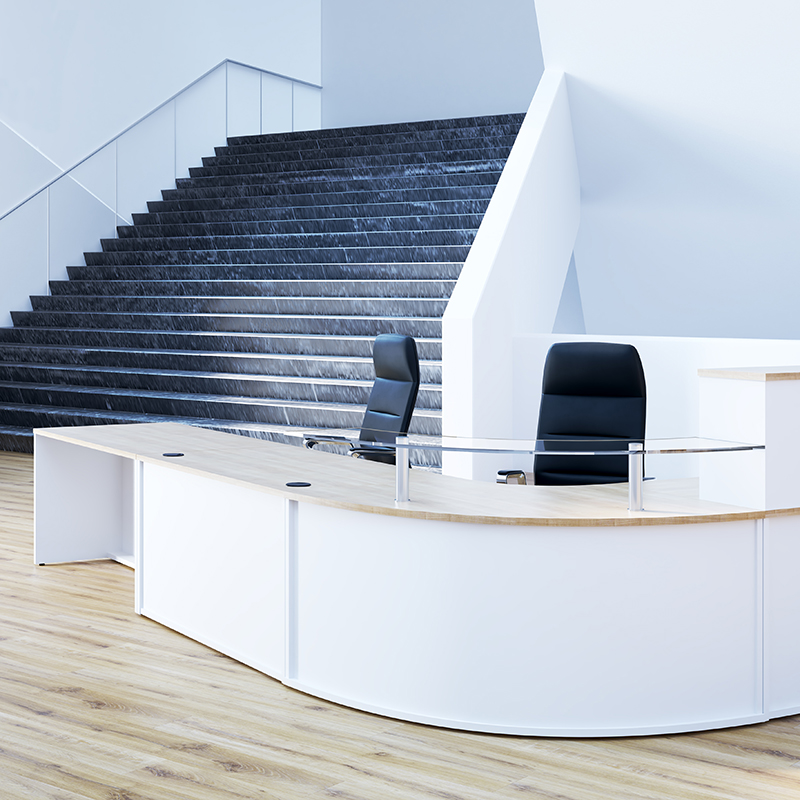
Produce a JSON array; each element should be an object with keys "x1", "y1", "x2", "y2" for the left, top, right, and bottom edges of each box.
[
  {"x1": 293, "y1": 504, "x2": 761, "y2": 734},
  {"x1": 141, "y1": 462, "x2": 285, "y2": 679},
  {"x1": 34, "y1": 434, "x2": 126, "y2": 564}
]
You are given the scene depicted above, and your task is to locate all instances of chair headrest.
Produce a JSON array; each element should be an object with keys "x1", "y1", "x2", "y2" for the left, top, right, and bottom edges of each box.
[
  {"x1": 373, "y1": 334, "x2": 419, "y2": 383},
  {"x1": 542, "y1": 342, "x2": 646, "y2": 398}
]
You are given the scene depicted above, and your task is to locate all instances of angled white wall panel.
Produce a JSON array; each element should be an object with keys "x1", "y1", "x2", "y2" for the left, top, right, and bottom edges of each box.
[
  {"x1": 0, "y1": 122, "x2": 59, "y2": 217},
  {"x1": 293, "y1": 84, "x2": 322, "y2": 132},
  {"x1": 442, "y1": 71, "x2": 581, "y2": 479},
  {"x1": 535, "y1": 0, "x2": 800, "y2": 339},
  {"x1": 116, "y1": 102, "x2": 176, "y2": 225},
  {"x1": 175, "y1": 65, "x2": 227, "y2": 179},
  {"x1": 69, "y1": 143, "x2": 117, "y2": 217},
  {"x1": 226, "y1": 63, "x2": 262, "y2": 139},
  {"x1": 49, "y1": 176, "x2": 117, "y2": 284},
  {"x1": 0, "y1": 192, "x2": 47, "y2": 327},
  {"x1": 261, "y1": 74, "x2": 293, "y2": 134}
]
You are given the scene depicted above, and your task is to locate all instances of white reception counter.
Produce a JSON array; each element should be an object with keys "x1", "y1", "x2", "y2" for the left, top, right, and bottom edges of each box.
[{"x1": 33, "y1": 422, "x2": 800, "y2": 737}]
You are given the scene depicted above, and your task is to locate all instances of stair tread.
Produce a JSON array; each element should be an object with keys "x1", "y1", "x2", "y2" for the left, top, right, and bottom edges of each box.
[{"x1": 2, "y1": 111, "x2": 522, "y2": 450}]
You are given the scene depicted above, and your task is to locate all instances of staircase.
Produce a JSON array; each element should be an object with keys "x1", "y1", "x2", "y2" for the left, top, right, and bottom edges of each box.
[{"x1": 0, "y1": 113, "x2": 524, "y2": 455}]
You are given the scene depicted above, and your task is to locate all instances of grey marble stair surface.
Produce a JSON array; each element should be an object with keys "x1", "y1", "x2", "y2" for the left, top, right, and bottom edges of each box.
[
  {"x1": 66, "y1": 262, "x2": 465, "y2": 282},
  {"x1": 132, "y1": 198, "x2": 491, "y2": 226},
  {"x1": 116, "y1": 213, "x2": 487, "y2": 239},
  {"x1": 29, "y1": 295, "x2": 450, "y2": 318},
  {"x1": 0, "y1": 111, "x2": 524, "y2": 455},
  {"x1": 0, "y1": 328, "x2": 443, "y2": 359},
  {"x1": 11, "y1": 311, "x2": 443, "y2": 338},
  {"x1": 0, "y1": 365, "x2": 442, "y2": 408},
  {"x1": 49, "y1": 279, "x2": 456, "y2": 299},
  {"x1": 99, "y1": 228, "x2": 478, "y2": 253},
  {"x1": 206, "y1": 137, "x2": 519, "y2": 166},
  {"x1": 147, "y1": 185, "x2": 498, "y2": 213},
  {"x1": 0, "y1": 343, "x2": 442, "y2": 382}
]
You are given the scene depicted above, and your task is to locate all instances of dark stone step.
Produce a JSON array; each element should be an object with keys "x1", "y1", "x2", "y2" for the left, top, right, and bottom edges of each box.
[
  {"x1": 0, "y1": 425, "x2": 32, "y2": 453},
  {"x1": 132, "y1": 198, "x2": 491, "y2": 227},
  {"x1": 191, "y1": 147, "x2": 512, "y2": 178},
  {"x1": 117, "y1": 213, "x2": 486, "y2": 240},
  {"x1": 222, "y1": 112, "x2": 524, "y2": 148},
  {"x1": 30, "y1": 295, "x2": 449, "y2": 318},
  {"x1": 10, "y1": 310, "x2": 443, "y2": 337},
  {"x1": 66, "y1": 262, "x2": 463, "y2": 282},
  {"x1": 0, "y1": 342, "x2": 442, "y2": 382},
  {"x1": 83, "y1": 245, "x2": 471, "y2": 266},
  {"x1": 160, "y1": 171, "x2": 502, "y2": 202},
  {"x1": 101, "y1": 229, "x2": 475, "y2": 254},
  {"x1": 175, "y1": 159, "x2": 507, "y2": 191},
  {"x1": 208, "y1": 135, "x2": 519, "y2": 165},
  {"x1": 0, "y1": 363, "x2": 442, "y2": 408},
  {"x1": 0, "y1": 383, "x2": 440, "y2": 431},
  {"x1": 0, "y1": 327, "x2": 443, "y2": 360},
  {"x1": 148, "y1": 184, "x2": 497, "y2": 213},
  {"x1": 49, "y1": 278, "x2": 456, "y2": 299}
]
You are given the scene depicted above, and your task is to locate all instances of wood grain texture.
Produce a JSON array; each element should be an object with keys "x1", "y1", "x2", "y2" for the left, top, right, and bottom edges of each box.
[
  {"x1": 699, "y1": 366, "x2": 800, "y2": 382},
  {"x1": 35, "y1": 423, "x2": 775, "y2": 526},
  {"x1": 4, "y1": 449, "x2": 800, "y2": 798}
]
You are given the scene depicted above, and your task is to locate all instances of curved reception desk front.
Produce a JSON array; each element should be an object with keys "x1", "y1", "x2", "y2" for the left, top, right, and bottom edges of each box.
[{"x1": 33, "y1": 423, "x2": 800, "y2": 737}]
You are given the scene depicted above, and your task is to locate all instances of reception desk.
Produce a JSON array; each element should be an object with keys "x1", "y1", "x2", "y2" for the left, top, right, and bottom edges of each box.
[{"x1": 33, "y1": 422, "x2": 800, "y2": 737}]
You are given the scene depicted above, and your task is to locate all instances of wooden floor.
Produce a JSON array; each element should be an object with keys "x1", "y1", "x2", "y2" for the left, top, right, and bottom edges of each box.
[{"x1": 3, "y1": 453, "x2": 800, "y2": 799}]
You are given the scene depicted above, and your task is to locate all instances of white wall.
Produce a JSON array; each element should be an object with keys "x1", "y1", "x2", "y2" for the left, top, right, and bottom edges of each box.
[
  {"x1": 535, "y1": 0, "x2": 800, "y2": 340},
  {"x1": 0, "y1": 0, "x2": 321, "y2": 215},
  {"x1": 321, "y1": 0, "x2": 543, "y2": 128},
  {"x1": 442, "y1": 71, "x2": 580, "y2": 479}
]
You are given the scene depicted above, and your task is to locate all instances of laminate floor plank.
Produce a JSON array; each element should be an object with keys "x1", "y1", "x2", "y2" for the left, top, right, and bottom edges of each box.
[{"x1": 5, "y1": 449, "x2": 800, "y2": 800}]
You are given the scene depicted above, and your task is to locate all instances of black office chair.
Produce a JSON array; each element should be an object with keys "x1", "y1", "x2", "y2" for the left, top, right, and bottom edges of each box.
[
  {"x1": 305, "y1": 334, "x2": 420, "y2": 465},
  {"x1": 499, "y1": 342, "x2": 646, "y2": 486}
]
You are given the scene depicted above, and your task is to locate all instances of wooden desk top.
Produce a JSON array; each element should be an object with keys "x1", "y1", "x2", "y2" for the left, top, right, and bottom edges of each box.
[
  {"x1": 35, "y1": 422, "x2": 788, "y2": 527},
  {"x1": 698, "y1": 366, "x2": 800, "y2": 382}
]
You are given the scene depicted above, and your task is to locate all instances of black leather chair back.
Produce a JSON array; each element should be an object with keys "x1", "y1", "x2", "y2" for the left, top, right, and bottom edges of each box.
[
  {"x1": 359, "y1": 334, "x2": 420, "y2": 447},
  {"x1": 535, "y1": 342, "x2": 646, "y2": 486}
]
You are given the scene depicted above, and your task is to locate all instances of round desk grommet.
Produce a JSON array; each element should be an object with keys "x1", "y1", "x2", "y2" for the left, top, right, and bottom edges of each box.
[
  {"x1": 286, "y1": 481, "x2": 311, "y2": 487},
  {"x1": 162, "y1": 452, "x2": 185, "y2": 457}
]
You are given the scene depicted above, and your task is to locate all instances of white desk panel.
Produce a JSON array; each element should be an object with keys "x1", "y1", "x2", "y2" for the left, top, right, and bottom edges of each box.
[{"x1": 141, "y1": 461, "x2": 286, "y2": 679}]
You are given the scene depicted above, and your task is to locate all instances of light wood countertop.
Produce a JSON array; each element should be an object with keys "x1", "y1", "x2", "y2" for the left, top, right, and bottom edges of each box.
[
  {"x1": 698, "y1": 366, "x2": 800, "y2": 381},
  {"x1": 35, "y1": 422, "x2": 787, "y2": 527}
]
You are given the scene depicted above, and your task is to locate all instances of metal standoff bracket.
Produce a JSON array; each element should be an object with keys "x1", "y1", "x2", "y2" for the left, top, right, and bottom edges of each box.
[
  {"x1": 395, "y1": 436, "x2": 410, "y2": 502},
  {"x1": 628, "y1": 442, "x2": 644, "y2": 512}
]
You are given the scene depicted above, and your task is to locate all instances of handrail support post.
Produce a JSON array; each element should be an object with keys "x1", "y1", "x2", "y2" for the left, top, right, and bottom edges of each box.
[
  {"x1": 396, "y1": 436, "x2": 410, "y2": 502},
  {"x1": 628, "y1": 442, "x2": 644, "y2": 512}
]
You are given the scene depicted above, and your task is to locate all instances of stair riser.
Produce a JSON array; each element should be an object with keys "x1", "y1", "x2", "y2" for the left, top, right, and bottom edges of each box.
[
  {"x1": 0, "y1": 405, "x2": 442, "y2": 443},
  {"x1": 176, "y1": 160, "x2": 508, "y2": 190},
  {"x1": 0, "y1": 367, "x2": 441, "y2": 408},
  {"x1": 50, "y1": 279, "x2": 456, "y2": 299},
  {"x1": 161, "y1": 172, "x2": 502, "y2": 202},
  {"x1": 148, "y1": 185, "x2": 497, "y2": 212},
  {"x1": 83, "y1": 246, "x2": 471, "y2": 266},
  {"x1": 0, "y1": 429, "x2": 31, "y2": 453},
  {"x1": 117, "y1": 214, "x2": 487, "y2": 239},
  {"x1": 101, "y1": 229, "x2": 476, "y2": 253},
  {"x1": 30, "y1": 296, "x2": 450, "y2": 318},
  {"x1": 0, "y1": 328, "x2": 443, "y2": 359},
  {"x1": 191, "y1": 148, "x2": 513, "y2": 178},
  {"x1": 0, "y1": 346, "x2": 442, "y2": 382},
  {"x1": 66, "y1": 263, "x2": 463, "y2": 281},
  {"x1": 132, "y1": 198, "x2": 491, "y2": 226},
  {"x1": 208, "y1": 136, "x2": 520, "y2": 165},
  {"x1": 11, "y1": 311, "x2": 443, "y2": 337},
  {"x1": 0, "y1": 387, "x2": 435, "y2": 429},
  {"x1": 222, "y1": 113, "x2": 524, "y2": 149}
]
